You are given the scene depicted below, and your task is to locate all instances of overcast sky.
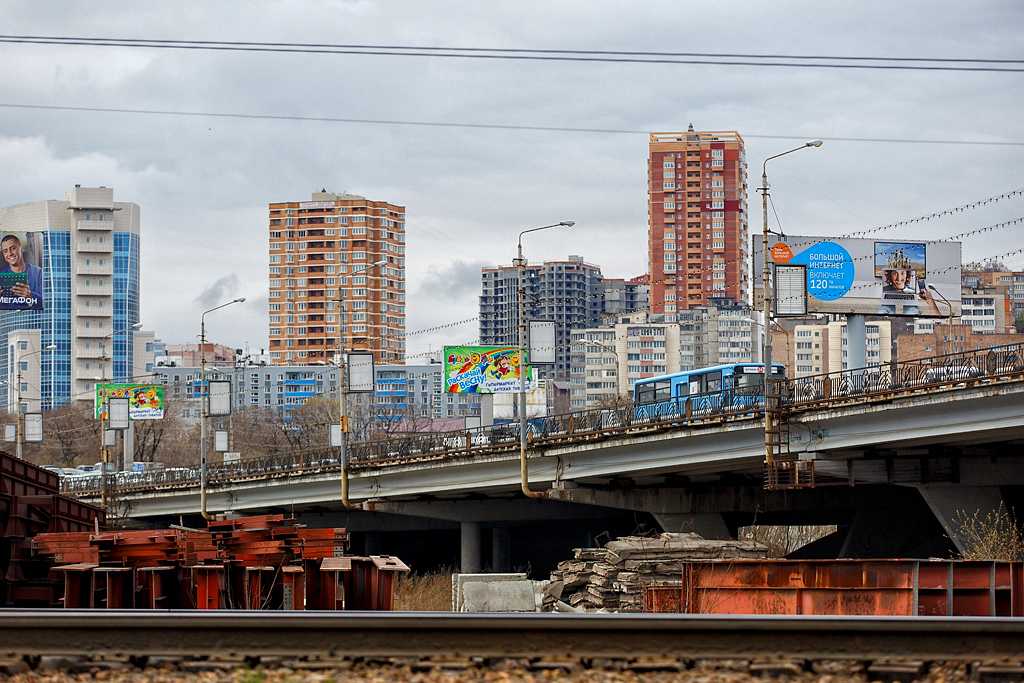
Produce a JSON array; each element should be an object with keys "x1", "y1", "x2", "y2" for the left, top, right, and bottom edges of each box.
[{"x1": 0, "y1": 1, "x2": 1021, "y2": 358}]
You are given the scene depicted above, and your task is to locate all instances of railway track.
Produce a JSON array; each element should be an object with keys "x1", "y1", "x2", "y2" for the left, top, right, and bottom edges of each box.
[{"x1": 2, "y1": 611, "x2": 1023, "y2": 663}]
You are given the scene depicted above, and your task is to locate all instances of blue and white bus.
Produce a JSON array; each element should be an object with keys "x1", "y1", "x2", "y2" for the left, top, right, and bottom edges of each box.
[{"x1": 631, "y1": 362, "x2": 785, "y2": 421}]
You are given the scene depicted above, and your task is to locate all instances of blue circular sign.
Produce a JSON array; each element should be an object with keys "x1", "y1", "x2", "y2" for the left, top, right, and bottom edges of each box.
[{"x1": 792, "y1": 241, "x2": 854, "y2": 301}]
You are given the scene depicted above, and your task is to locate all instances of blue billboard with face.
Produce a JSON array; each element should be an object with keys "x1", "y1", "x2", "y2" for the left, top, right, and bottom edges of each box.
[{"x1": 0, "y1": 231, "x2": 44, "y2": 311}]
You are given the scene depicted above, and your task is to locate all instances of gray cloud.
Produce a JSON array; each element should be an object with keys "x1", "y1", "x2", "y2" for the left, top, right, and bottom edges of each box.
[
  {"x1": 415, "y1": 260, "x2": 489, "y2": 303},
  {"x1": 0, "y1": 0, "x2": 1021, "y2": 355},
  {"x1": 194, "y1": 273, "x2": 241, "y2": 309}
]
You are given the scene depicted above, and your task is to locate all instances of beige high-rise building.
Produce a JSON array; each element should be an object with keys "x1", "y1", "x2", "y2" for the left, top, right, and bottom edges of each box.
[
  {"x1": 268, "y1": 191, "x2": 405, "y2": 365},
  {"x1": 647, "y1": 126, "x2": 748, "y2": 319}
]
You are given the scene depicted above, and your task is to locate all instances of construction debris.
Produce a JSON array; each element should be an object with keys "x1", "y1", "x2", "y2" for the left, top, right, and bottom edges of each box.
[{"x1": 549, "y1": 533, "x2": 767, "y2": 612}]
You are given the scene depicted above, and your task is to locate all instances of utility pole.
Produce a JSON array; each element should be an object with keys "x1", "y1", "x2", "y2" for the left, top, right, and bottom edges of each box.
[
  {"x1": 759, "y1": 141, "x2": 823, "y2": 482},
  {"x1": 339, "y1": 260, "x2": 386, "y2": 508},
  {"x1": 199, "y1": 298, "x2": 245, "y2": 520},
  {"x1": 515, "y1": 221, "x2": 574, "y2": 499}
]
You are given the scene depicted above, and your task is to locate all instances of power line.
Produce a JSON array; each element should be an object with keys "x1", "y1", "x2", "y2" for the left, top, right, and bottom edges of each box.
[
  {"x1": 0, "y1": 36, "x2": 1021, "y2": 72},
  {"x1": 3, "y1": 35, "x2": 1021, "y2": 64},
  {"x1": 0, "y1": 102, "x2": 1019, "y2": 148}
]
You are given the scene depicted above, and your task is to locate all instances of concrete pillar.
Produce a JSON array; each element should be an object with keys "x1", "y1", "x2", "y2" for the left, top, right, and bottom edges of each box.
[
  {"x1": 122, "y1": 421, "x2": 135, "y2": 471},
  {"x1": 654, "y1": 512, "x2": 734, "y2": 540},
  {"x1": 364, "y1": 532, "x2": 386, "y2": 556},
  {"x1": 917, "y1": 484, "x2": 1006, "y2": 554},
  {"x1": 491, "y1": 527, "x2": 511, "y2": 572},
  {"x1": 460, "y1": 521, "x2": 482, "y2": 573},
  {"x1": 846, "y1": 314, "x2": 866, "y2": 391}
]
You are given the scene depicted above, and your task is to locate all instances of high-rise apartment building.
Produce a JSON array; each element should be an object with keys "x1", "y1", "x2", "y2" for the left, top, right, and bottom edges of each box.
[
  {"x1": 677, "y1": 300, "x2": 757, "y2": 370},
  {"x1": 647, "y1": 126, "x2": 748, "y2": 318},
  {"x1": 600, "y1": 275, "x2": 650, "y2": 323},
  {"x1": 268, "y1": 191, "x2": 405, "y2": 365},
  {"x1": 0, "y1": 186, "x2": 140, "y2": 410},
  {"x1": 568, "y1": 320, "x2": 681, "y2": 410},
  {"x1": 479, "y1": 255, "x2": 604, "y2": 380}
]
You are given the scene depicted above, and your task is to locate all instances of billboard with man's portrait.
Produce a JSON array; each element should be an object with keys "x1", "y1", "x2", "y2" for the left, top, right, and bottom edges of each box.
[
  {"x1": 753, "y1": 235, "x2": 961, "y2": 317},
  {"x1": 0, "y1": 231, "x2": 44, "y2": 311}
]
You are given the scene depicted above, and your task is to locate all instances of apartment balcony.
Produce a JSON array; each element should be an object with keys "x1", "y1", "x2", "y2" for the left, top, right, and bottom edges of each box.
[
  {"x1": 76, "y1": 260, "x2": 113, "y2": 276},
  {"x1": 75, "y1": 278, "x2": 112, "y2": 296},
  {"x1": 74, "y1": 324, "x2": 108, "y2": 339},
  {"x1": 73, "y1": 362, "x2": 108, "y2": 382},
  {"x1": 75, "y1": 235, "x2": 113, "y2": 253},
  {"x1": 75, "y1": 300, "x2": 113, "y2": 318},
  {"x1": 75, "y1": 219, "x2": 113, "y2": 232},
  {"x1": 74, "y1": 345, "x2": 107, "y2": 360}
]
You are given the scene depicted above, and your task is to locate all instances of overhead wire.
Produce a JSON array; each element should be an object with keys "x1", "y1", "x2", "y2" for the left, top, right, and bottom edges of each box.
[
  {"x1": 0, "y1": 103, "x2": 1020, "y2": 147},
  {"x1": 0, "y1": 35, "x2": 1021, "y2": 72},
  {"x1": 1, "y1": 36, "x2": 1021, "y2": 64}
]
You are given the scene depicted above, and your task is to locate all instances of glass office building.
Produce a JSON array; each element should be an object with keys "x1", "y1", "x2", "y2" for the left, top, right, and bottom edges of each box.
[{"x1": 0, "y1": 187, "x2": 141, "y2": 410}]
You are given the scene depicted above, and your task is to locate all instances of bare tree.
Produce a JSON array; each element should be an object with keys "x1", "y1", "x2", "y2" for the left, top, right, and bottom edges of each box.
[
  {"x1": 954, "y1": 503, "x2": 1024, "y2": 561},
  {"x1": 23, "y1": 402, "x2": 101, "y2": 468}
]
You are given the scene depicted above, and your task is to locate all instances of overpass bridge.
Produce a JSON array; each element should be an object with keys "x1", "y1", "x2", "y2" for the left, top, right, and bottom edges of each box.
[{"x1": 65, "y1": 344, "x2": 1024, "y2": 572}]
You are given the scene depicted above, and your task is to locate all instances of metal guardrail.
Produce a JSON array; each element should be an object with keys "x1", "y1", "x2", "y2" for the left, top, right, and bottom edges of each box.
[
  {"x1": 784, "y1": 342, "x2": 1024, "y2": 406},
  {"x1": 61, "y1": 343, "x2": 1024, "y2": 498}
]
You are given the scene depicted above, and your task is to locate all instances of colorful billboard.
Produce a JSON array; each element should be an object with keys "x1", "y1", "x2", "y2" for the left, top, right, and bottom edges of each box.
[
  {"x1": 0, "y1": 231, "x2": 44, "y2": 311},
  {"x1": 753, "y1": 236, "x2": 961, "y2": 317},
  {"x1": 95, "y1": 383, "x2": 166, "y2": 421},
  {"x1": 444, "y1": 345, "x2": 531, "y2": 394}
]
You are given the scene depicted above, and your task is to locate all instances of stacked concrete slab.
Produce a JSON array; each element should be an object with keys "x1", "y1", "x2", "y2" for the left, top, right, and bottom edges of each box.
[{"x1": 550, "y1": 533, "x2": 767, "y2": 612}]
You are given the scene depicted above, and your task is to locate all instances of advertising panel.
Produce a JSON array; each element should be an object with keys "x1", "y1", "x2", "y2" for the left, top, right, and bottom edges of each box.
[
  {"x1": 444, "y1": 345, "x2": 531, "y2": 394},
  {"x1": 95, "y1": 383, "x2": 166, "y2": 420},
  {"x1": 0, "y1": 231, "x2": 44, "y2": 311},
  {"x1": 528, "y1": 321, "x2": 557, "y2": 365},
  {"x1": 753, "y1": 236, "x2": 961, "y2": 317},
  {"x1": 346, "y1": 352, "x2": 375, "y2": 393},
  {"x1": 208, "y1": 380, "x2": 231, "y2": 416}
]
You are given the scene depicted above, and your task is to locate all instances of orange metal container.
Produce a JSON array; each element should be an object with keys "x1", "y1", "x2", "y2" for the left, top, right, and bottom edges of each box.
[{"x1": 645, "y1": 560, "x2": 1024, "y2": 617}]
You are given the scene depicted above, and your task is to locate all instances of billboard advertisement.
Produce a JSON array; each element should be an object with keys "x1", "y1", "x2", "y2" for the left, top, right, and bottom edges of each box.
[
  {"x1": 753, "y1": 236, "x2": 961, "y2": 317},
  {"x1": 444, "y1": 345, "x2": 531, "y2": 394},
  {"x1": 95, "y1": 383, "x2": 166, "y2": 421},
  {"x1": 0, "y1": 231, "x2": 44, "y2": 311}
]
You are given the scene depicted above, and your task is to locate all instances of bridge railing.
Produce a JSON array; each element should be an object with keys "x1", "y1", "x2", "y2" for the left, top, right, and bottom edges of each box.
[
  {"x1": 784, "y1": 342, "x2": 1024, "y2": 406},
  {"x1": 62, "y1": 385, "x2": 767, "y2": 496},
  {"x1": 60, "y1": 344, "x2": 1024, "y2": 498}
]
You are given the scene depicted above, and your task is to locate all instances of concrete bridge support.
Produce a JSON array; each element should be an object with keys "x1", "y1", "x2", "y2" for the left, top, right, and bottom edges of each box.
[
  {"x1": 653, "y1": 513, "x2": 733, "y2": 539},
  {"x1": 916, "y1": 484, "x2": 1007, "y2": 555},
  {"x1": 491, "y1": 527, "x2": 512, "y2": 572}
]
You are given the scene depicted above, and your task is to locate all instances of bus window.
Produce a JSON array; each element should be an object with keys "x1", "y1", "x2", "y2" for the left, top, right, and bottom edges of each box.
[
  {"x1": 706, "y1": 371, "x2": 722, "y2": 392},
  {"x1": 735, "y1": 371, "x2": 764, "y2": 389},
  {"x1": 654, "y1": 380, "x2": 672, "y2": 401}
]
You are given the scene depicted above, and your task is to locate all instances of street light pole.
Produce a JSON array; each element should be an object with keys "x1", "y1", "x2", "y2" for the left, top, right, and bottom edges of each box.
[
  {"x1": 516, "y1": 221, "x2": 574, "y2": 499},
  {"x1": 759, "y1": 141, "x2": 822, "y2": 471},
  {"x1": 199, "y1": 297, "x2": 245, "y2": 520},
  {"x1": 339, "y1": 259, "x2": 387, "y2": 509}
]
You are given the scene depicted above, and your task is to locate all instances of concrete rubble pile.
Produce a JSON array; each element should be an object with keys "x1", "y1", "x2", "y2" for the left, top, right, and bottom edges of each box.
[{"x1": 549, "y1": 532, "x2": 768, "y2": 612}]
